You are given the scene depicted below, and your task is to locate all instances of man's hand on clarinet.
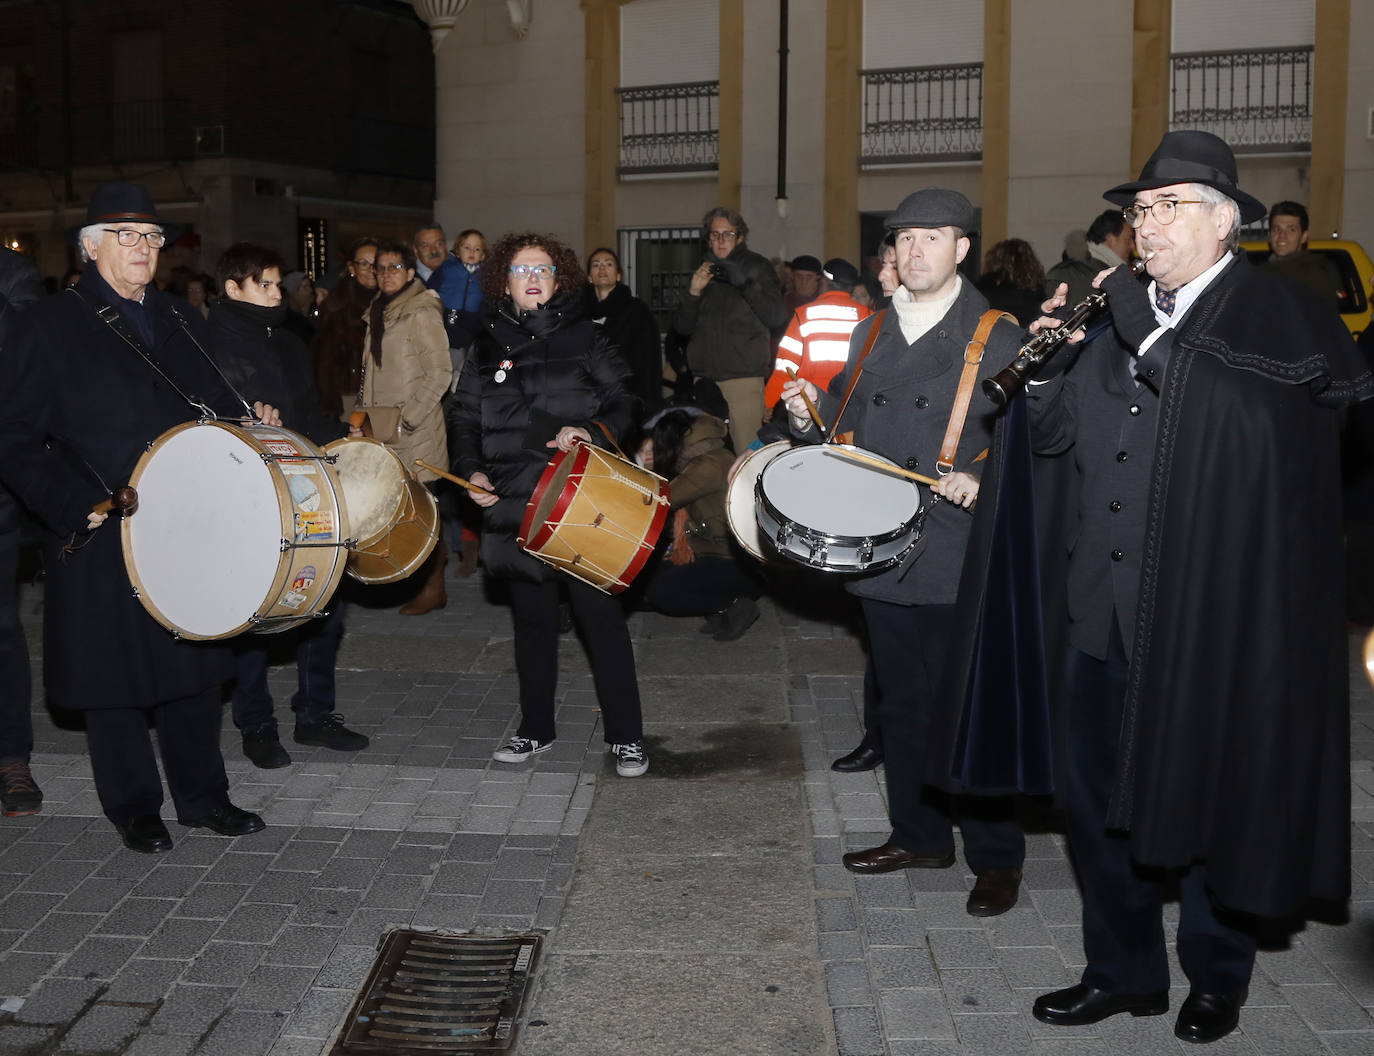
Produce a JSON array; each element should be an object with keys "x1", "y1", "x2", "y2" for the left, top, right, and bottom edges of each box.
[
  {"x1": 780, "y1": 376, "x2": 818, "y2": 428},
  {"x1": 1029, "y1": 282, "x2": 1086, "y2": 345}
]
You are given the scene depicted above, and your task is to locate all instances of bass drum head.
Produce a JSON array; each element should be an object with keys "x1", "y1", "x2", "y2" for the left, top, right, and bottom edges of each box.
[
  {"x1": 123, "y1": 422, "x2": 291, "y2": 639},
  {"x1": 758, "y1": 444, "x2": 921, "y2": 540},
  {"x1": 323, "y1": 437, "x2": 406, "y2": 547},
  {"x1": 726, "y1": 441, "x2": 791, "y2": 562}
]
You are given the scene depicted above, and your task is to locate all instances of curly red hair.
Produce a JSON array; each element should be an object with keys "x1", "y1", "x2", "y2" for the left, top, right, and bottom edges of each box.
[{"x1": 482, "y1": 231, "x2": 586, "y2": 305}]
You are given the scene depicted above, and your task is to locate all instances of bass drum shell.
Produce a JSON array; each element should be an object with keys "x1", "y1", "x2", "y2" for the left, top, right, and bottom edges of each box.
[
  {"x1": 122, "y1": 421, "x2": 349, "y2": 640},
  {"x1": 324, "y1": 437, "x2": 439, "y2": 584}
]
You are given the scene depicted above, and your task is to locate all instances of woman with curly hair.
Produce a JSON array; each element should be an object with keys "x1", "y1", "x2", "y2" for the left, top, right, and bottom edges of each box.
[
  {"x1": 449, "y1": 232, "x2": 648, "y2": 777},
  {"x1": 974, "y1": 238, "x2": 1046, "y2": 326}
]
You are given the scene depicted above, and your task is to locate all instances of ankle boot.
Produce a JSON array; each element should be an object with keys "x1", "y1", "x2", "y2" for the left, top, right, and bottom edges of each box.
[
  {"x1": 456, "y1": 541, "x2": 480, "y2": 579},
  {"x1": 400, "y1": 544, "x2": 447, "y2": 615}
]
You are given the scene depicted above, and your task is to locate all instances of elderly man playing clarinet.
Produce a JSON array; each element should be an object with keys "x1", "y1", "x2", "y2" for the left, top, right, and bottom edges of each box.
[
  {"x1": 1023, "y1": 131, "x2": 1369, "y2": 1044},
  {"x1": 0, "y1": 181, "x2": 280, "y2": 854}
]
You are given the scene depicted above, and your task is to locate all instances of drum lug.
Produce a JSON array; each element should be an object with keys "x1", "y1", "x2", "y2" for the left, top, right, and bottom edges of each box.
[
  {"x1": 280, "y1": 537, "x2": 291, "y2": 553},
  {"x1": 807, "y1": 539, "x2": 828, "y2": 566},
  {"x1": 858, "y1": 539, "x2": 874, "y2": 566},
  {"x1": 774, "y1": 523, "x2": 792, "y2": 548}
]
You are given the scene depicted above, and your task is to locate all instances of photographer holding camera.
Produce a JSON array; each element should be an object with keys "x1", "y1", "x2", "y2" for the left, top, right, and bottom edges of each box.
[{"x1": 674, "y1": 207, "x2": 789, "y2": 453}]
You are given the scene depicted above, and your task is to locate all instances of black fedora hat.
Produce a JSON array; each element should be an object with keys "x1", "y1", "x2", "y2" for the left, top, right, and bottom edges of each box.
[
  {"x1": 1103, "y1": 130, "x2": 1266, "y2": 225},
  {"x1": 67, "y1": 181, "x2": 182, "y2": 245}
]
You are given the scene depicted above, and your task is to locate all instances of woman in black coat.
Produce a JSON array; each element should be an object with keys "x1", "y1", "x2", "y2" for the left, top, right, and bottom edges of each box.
[
  {"x1": 450, "y1": 232, "x2": 648, "y2": 777},
  {"x1": 582, "y1": 247, "x2": 663, "y2": 413}
]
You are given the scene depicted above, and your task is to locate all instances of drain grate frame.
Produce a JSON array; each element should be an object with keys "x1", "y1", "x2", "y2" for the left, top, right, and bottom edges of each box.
[{"x1": 330, "y1": 929, "x2": 544, "y2": 1053}]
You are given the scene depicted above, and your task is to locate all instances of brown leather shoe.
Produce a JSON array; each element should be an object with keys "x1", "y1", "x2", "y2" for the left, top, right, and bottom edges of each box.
[
  {"x1": 842, "y1": 841, "x2": 956, "y2": 874},
  {"x1": 400, "y1": 544, "x2": 448, "y2": 615},
  {"x1": 966, "y1": 867, "x2": 1022, "y2": 916}
]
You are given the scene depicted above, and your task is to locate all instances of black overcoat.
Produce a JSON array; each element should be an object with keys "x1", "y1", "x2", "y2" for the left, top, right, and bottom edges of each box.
[
  {"x1": 449, "y1": 294, "x2": 639, "y2": 582},
  {"x1": 0, "y1": 270, "x2": 243, "y2": 709},
  {"x1": 582, "y1": 282, "x2": 663, "y2": 413}
]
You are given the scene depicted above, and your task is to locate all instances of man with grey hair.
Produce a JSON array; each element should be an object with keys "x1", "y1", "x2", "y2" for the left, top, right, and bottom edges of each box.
[
  {"x1": 1025, "y1": 131, "x2": 1369, "y2": 1043},
  {"x1": 413, "y1": 221, "x2": 466, "y2": 310},
  {"x1": 675, "y1": 206, "x2": 788, "y2": 453},
  {"x1": 0, "y1": 181, "x2": 278, "y2": 854}
]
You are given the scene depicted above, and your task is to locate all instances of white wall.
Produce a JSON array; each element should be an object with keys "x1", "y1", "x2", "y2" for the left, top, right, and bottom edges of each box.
[{"x1": 1342, "y1": 0, "x2": 1374, "y2": 248}]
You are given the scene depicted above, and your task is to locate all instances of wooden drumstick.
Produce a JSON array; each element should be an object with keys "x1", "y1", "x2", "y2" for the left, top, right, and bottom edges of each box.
[
  {"x1": 92, "y1": 486, "x2": 138, "y2": 516},
  {"x1": 413, "y1": 459, "x2": 496, "y2": 496},
  {"x1": 821, "y1": 445, "x2": 940, "y2": 487},
  {"x1": 785, "y1": 368, "x2": 827, "y2": 436}
]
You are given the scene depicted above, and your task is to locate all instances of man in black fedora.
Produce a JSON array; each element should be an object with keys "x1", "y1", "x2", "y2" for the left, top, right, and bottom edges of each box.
[
  {"x1": 0, "y1": 181, "x2": 279, "y2": 853},
  {"x1": 1024, "y1": 130, "x2": 1368, "y2": 1042}
]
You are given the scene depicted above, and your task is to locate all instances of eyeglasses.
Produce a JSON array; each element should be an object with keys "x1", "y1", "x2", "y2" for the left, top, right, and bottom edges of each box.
[
  {"x1": 509, "y1": 264, "x2": 556, "y2": 279},
  {"x1": 707, "y1": 230, "x2": 738, "y2": 243},
  {"x1": 375, "y1": 262, "x2": 408, "y2": 273},
  {"x1": 351, "y1": 259, "x2": 375, "y2": 272},
  {"x1": 1122, "y1": 200, "x2": 1207, "y2": 228},
  {"x1": 104, "y1": 228, "x2": 166, "y2": 248}
]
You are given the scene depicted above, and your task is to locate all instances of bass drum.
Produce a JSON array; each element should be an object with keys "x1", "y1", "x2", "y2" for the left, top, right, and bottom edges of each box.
[
  {"x1": 122, "y1": 421, "x2": 349, "y2": 640},
  {"x1": 725, "y1": 441, "x2": 791, "y2": 562},
  {"x1": 323, "y1": 437, "x2": 439, "y2": 584}
]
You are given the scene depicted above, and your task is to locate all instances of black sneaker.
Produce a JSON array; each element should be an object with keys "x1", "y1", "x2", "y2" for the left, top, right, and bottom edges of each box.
[
  {"x1": 293, "y1": 713, "x2": 369, "y2": 752},
  {"x1": 241, "y1": 725, "x2": 291, "y2": 769},
  {"x1": 0, "y1": 760, "x2": 42, "y2": 817},
  {"x1": 712, "y1": 596, "x2": 759, "y2": 641}
]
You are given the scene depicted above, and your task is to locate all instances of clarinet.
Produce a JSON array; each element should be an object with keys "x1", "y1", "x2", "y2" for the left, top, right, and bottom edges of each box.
[{"x1": 982, "y1": 256, "x2": 1151, "y2": 407}]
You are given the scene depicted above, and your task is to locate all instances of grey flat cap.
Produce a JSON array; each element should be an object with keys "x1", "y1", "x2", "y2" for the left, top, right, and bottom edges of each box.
[{"x1": 885, "y1": 187, "x2": 977, "y2": 233}]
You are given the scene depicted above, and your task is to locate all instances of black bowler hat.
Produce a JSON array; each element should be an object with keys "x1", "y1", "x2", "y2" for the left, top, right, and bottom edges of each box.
[
  {"x1": 885, "y1": 187, "x2": 977, "y2": 233},
  {"x1": 68, "y1": 181, "x2": 182, "y2": 245},
  {"x1": 1103, "y1": 130, "x2": 1266, "y2": 224}
]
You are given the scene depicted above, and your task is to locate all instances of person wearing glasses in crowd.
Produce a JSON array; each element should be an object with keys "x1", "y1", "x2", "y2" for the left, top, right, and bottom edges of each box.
[
  {"x1": 314, "y1": 237, "x2": 379, "y2": 422},
  {"x1": 675, "y1": 207, "x2": 789, "y2": 454},
  {"x1": 0, "y1": 181, "x2": 279, "y2": 853},
  {"x1": 449, "y1": 232, "x2": 649, "y2": 778},
  {"x1": 357, "y1": 240, "x2": 453, "y2": 615}
]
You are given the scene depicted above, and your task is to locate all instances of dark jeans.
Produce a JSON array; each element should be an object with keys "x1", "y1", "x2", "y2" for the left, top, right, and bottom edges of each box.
[
  {"x1": 85, "y1": 687, "x2": 229, "y2": 824},
  {"x1": 0, "y1": 488, "x2": 33, "y2": 763},
  {"x1": 1062, "y1": 627, "x2": 1257, "y2": 994},
  {"x1": 640, "y1": 555, "x2": 759, "y2": 616},
  {"x1": 508, "y1": 576, "x2": 643, "y2": 745},
  {"x1": 861, "y1": 599, "x2": 1024, "y2": 872},
  {"x1": 231, "y1": 599, "x2": 347, "y2": 732}
]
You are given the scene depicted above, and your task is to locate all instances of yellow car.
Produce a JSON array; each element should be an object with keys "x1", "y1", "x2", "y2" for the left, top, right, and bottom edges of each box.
[{"x1": 1241, "y1": 238, "x2": 1372, "y2": 339}]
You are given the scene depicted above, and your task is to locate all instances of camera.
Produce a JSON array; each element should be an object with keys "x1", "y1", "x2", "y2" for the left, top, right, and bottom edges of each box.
[{"x1": 707, "y1": 262, "x2": 728, "y2": 281}]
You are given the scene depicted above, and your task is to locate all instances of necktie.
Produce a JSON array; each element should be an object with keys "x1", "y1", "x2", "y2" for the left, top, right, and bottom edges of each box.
[{"x1": 1155, "y1": 285, "x2": 1177, "y2": 316}]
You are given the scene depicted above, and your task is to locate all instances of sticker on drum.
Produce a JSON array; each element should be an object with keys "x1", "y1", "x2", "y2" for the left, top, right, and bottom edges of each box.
[
  {"x1": 725, "y1": 441, "x2": 792, "y2": 563},
  {"x1": 755, "y1": 444, "x2": 922, "y2": 572},
  {"x1": 122, "y1": 421, "x2": 349, "y2": 639}
]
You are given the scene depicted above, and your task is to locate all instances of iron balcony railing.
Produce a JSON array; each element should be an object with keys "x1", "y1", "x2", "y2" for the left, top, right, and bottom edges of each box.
[
  {"x1": 860, "y1": 63, "x2": 983, "y2": 166},
  {"x1": 616, "y1": 80, "x2": 719, "y2": 176},
  {"x1": 1170, "y1": 45, "x2": 1312, "y2": 153}
]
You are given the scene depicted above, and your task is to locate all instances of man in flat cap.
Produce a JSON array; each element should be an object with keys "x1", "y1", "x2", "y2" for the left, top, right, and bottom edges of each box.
[
  {"x1": 1025, "y1": 130, "x2": 1369, "y2": 1042},
  {"x1": 782, "y1": 186, "x2": 1027, "y2": 917},
  {"x1": 0, "y1": 181, "x2": 279, "y2": 854}
]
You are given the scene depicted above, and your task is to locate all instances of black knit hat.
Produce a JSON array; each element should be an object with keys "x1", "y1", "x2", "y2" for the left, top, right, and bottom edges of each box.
[{"x1": 1103, "y1": 130, "x2": 1266, "y2": 224}]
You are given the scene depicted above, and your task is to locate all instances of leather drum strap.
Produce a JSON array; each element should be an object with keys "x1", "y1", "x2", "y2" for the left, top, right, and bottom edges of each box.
[
  {"x1": 937, "y1": 310, "x2": 1015, "y2": 474},
  {"x1": 827, "y1": 309, "x2": 886, "y2": 446}
]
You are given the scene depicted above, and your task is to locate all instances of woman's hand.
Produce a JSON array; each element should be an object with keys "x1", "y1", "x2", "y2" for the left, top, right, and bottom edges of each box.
[
  {"x1": 468, "y1": 471, "x2": 499, "y2": 508},
  {"x1": 547, "y1": 426, "x2": 592, "y2": 453}
]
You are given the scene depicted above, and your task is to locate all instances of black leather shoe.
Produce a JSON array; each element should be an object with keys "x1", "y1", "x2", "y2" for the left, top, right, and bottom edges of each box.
[
  {"x1": 831, "y1": 741, "x2": 883, "y2": 772},
  {"x1": 1033, "y1": 983, "x2": 1169, "y2": 1025},
  {"x1": 842, "y1": 842, "x2": 956, "y2": 874},
  {"x1": 116, "y1": 815, "x2": 173, "y2": 854},
  {"x1": 180, "y1": 803, "x2": 265, "y2": 837},
  {"x1": 1174, "y1": 991, "x2": 1242, "y2": 1044},
  {"x1": 966, "y1": 868, "x2": 1022, "y2": 917}
]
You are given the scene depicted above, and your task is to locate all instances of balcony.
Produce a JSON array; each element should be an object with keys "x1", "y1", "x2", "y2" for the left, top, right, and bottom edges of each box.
[
  {"x1": 0, "y1": 99, "x2": 197, "y2": 170},
  {"x1": 860, "y1": 63, "x2": 983, "y2": 166},
  {"x1": 1170, "y1": 46, "x2": 1312, "y2": 154},
  {"x1": 616, "y1": 81, "x2": 719, "y2": 177}
]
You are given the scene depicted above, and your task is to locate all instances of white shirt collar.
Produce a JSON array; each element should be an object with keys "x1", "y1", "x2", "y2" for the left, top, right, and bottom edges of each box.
[{"x1": 1148, "y1": 250, "x2": 1235, "y2": 329}]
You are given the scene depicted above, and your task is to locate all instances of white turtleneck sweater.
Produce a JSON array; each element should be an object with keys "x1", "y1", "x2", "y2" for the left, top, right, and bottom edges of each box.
[{"x1": 890, "y1": 275, "x2": 962, "y2": 345}]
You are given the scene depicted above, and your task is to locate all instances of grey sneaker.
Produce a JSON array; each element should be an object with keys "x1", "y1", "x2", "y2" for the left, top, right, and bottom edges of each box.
[
  {"x1": 610, "y1": 741, "x2": 649, "y2": 778},
  {"x1": 492, "y1": 736, "x2": 554, "y2": 763}
]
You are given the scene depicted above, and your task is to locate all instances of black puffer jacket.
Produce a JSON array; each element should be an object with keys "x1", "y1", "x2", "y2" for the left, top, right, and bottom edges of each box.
[{"x1": 450, "y1": 292, "x2": 639, "y2": 581}]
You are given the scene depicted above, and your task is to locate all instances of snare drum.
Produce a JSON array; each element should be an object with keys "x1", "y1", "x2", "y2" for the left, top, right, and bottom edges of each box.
[
  {"x1": 122, "y1": 421, "x2": 349, "y2": 640},
  {"x1": 725, "y1": 441, "x2": 791, "y2": 562},
  {"x1": 323, "y1": 437, "x2": 439, "y2": 584},
  {"x1": 518, "y1": 441, "x2": 670, "y2": 595},
  {"x1": 755, "y1": 444, "x2": 922, "y2": 572}
]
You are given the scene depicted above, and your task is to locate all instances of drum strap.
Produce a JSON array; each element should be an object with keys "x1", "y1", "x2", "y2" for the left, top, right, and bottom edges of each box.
[
  {"x1": 937, "y1": 310, "x2": 1016, "y2": 475},
  {"x1": 590, "y1": 419, "x2": 629, "y2": 461},
  {"x1": 827, "y1": 309, "x2": 887, "y2": 446}
]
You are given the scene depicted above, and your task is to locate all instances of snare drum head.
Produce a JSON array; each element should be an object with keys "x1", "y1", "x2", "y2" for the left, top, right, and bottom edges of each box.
[
  {"x1": 324, "y1": 437, "x2": 406, "y2": 544},
  {"x1": 124, "y1": 422, "x2": 296, "y2": 639},
  {"x1": 759, "y1": 445, "x2": 920, "y2": 537}
]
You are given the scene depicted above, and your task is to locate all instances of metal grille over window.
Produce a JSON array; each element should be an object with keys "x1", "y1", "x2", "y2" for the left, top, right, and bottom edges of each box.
[
  {"x1": 1169, "y1": 46, "x2": 1313, "y2": 153},
  {"x1": 860, "y1": 64, "x2": 984, "y2": 166},
  {"x1": 616, "y1": 81, "x2": 720, "y2": 176}
]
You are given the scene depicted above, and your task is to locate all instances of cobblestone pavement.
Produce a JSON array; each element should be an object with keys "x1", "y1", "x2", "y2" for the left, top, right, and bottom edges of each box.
[{"x1": 0, "y1": 566, "x2": 1370, "y2": 1055}]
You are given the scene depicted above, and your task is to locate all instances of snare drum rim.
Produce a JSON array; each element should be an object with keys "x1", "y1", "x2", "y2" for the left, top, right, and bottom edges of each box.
[{"x1": 518, "y1": 443, "x2": 587, "y2": 554}]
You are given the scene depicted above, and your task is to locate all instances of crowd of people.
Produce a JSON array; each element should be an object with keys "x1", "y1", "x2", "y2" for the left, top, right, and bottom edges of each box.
[{"x1": 0, "y1": 125, "x2": 1369, "y2": 1045}]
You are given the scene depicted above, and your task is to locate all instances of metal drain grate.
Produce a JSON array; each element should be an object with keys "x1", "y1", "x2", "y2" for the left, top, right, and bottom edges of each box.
[{"x1": 330, "y1": 930, "x2": 543, "y2": 1053}]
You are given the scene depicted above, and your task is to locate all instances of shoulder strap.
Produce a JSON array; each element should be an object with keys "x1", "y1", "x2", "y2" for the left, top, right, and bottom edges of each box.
[
  {"x1": 937, "y1": 309, "x2": 1016, "y2": 474},
  {"x1": 827, "y1": 308, "x2": 886, "y2": 444}
]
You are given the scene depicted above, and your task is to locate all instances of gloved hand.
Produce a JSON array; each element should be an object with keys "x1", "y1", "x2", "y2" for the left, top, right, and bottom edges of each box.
[{"x1": 716, "y1": 255, "x2": 749, "y2": 288}]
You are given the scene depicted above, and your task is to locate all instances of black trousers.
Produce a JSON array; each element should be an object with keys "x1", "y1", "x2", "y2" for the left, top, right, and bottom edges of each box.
[
  {"x1": 0, "y1": 488, "x2": 33, "y2": 763},
  {"x1": 1062, "y1": 626, "x2": 1257, "y2": 994},
  {"x1": 508, "y1": 577, "x2": 643, "y2": 745},
  {"x1": 862, "y1": 599, "x2": 1024, "y2": 873},
  {"x1": 84, "y1": 687, "x2": 230, "y2": 825},
  {"x1": 640, "y1": 555, "x2": 759, "y2": 616},
  {"x1": 231, "y1": 597, "x2": 347, "y2": 731}
]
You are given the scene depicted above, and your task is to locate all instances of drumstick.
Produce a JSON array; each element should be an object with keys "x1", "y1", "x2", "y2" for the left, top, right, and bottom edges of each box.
[
  {"x1": 785, "y1": 369, "x2": 827, "y2": 436},
  {"x1": 413, "y1": 459, "x2": 496, "y2": 496},
  {"x1": 92, "y1": 486, "x2": 138, "y2": 516},
  {"x1": 821, "y1": 445, "x2": 940, "y2": 487}
]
